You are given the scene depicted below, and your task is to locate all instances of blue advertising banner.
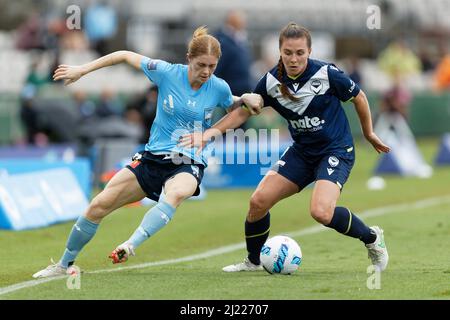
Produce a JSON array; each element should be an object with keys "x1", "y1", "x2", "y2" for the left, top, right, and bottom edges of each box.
[
  {"x1": 0, "y1": 158, "x2": 91, "y2": 198},
  {"x1": 0, "y1": 168, "x2": 89, "y2": 230}
]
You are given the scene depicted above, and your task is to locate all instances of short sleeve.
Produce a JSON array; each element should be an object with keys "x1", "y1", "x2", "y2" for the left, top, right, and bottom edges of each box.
[
  {"x1": 140, "y1": 57, "x2": 171, "y2": 86},
  {"x1": 216, "y1": 79, "x2": 234, "y2": 110},
  {"x1": 328, "y1": 64, "x2": 360, "y2": 102},
  {"x1": 253, "y1": 74, "x2": 270, "y2": 108}
]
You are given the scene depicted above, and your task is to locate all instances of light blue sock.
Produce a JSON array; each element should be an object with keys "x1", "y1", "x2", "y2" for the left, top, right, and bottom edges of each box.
[
  {"x1": 59, "y1": 216, "x2": 99, "y2": 268},
  {"x1": 128, "y1": 201, "x2": 176, "y2": 249}
]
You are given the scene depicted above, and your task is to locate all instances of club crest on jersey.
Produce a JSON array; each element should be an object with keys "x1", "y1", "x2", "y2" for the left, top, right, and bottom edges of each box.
[
  {"x1": 328, "y1": 156, "x2": 339, "y2": 167},
  {"x1": 147, "y1": 59, "x2": 158, "y2": 70},
  {"x1": 310, "y1": 79, "x2": 322, "y2": 94},
  {"x1": 204, "y1": 108, "x2": 214, "y2": 126}
]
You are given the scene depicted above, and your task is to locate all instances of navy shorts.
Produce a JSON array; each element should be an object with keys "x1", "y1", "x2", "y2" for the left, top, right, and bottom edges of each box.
[
  {"x1": 126, "y1": 151, "x2": 204, "y2": 201},
  {"x1": 271, "y1": 145, "x2": 355, "y2": 191}
]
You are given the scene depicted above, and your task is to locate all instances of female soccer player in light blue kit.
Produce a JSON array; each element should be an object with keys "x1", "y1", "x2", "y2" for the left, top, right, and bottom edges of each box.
[
  {"x1": 33, "y1": 26, "x2": 262, "y2": 278},
  {"x1": 183, "y1": 23, "x2": 390, "y2": 273}
]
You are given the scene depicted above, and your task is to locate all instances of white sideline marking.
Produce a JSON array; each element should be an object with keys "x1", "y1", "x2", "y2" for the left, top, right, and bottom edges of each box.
[{"x1": 1, "y1": 195, "x2": 449, "y2": 297}]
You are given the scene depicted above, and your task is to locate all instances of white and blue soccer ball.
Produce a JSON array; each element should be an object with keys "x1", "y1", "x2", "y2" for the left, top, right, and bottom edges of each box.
[{"x1": 260, "y1": 235, "x2": 302, "y2": 275}]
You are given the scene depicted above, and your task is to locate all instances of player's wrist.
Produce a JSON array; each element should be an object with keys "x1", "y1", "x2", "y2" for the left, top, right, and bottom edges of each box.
[
  {"x1": 80, "y1": 65, "x2": 89, "y2": 76},
  {"x1": 203, "y1": 128, "x2": 222, "y2": 141}
]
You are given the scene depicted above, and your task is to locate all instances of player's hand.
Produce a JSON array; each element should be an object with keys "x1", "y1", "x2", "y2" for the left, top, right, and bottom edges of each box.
[
  {"x1": 53, "y1": 65, "x2": 84, "y2": 86},
  {"x1": 241, "y1": 93, "x2": 263, "y2": 115},
  {"x1": 365, "y1": 132, "x2": 391, "y2": 153},
  {"x1": 178, "y1": 132, "x2": 207, "y2": 155}
]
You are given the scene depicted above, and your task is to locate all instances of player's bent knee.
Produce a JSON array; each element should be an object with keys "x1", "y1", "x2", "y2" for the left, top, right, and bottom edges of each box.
[
  {"x1": 165, "y1": 188, "x2": 194, "y2": 205},
  {"x1": 249, "y1": 193, "x2": 270, "y2": 215},
  {"x1": 310, "y1": 205, "x2": 332, "y2": 225}
]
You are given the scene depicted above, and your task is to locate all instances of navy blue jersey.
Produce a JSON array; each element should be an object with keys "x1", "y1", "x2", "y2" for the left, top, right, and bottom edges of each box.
[{"x1": 254, "y1": 58, "x2": 360, "y2": 157}]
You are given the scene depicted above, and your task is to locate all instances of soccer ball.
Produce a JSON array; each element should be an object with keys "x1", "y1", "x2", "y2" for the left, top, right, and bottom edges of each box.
[{"x1": 260, "y1": 235, "x2": 302, "y2": 275}]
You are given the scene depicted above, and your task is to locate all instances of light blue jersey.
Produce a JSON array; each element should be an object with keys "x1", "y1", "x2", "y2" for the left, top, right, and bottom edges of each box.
[{"x1": 140, "y1": 57, "x2": 233, "y2": 166}]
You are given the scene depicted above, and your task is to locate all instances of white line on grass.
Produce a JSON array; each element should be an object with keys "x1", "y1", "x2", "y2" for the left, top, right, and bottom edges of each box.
[{"x1": 1, "y1": 195, "x2": 449, "y2": 297}]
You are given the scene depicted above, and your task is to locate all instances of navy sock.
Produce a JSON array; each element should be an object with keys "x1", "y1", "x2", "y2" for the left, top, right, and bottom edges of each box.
[
  {"x1": 326, "y1": 207, "x2": 376, "y2": 244},
  {"x1": 245, "y1": 212, "x2": 270, "y2": 265}
]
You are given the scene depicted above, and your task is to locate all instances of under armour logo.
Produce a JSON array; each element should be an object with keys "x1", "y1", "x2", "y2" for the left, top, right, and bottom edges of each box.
[{"x1": 187, "y1": 100, "x2": 196, "y2": 107}]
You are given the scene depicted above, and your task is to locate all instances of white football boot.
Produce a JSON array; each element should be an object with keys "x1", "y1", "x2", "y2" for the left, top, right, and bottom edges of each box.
[
  {"x1": 365, "y1": 226, "x2": 389, "y2": 271},
  {"x1": 222, "y1": 257, "x2": 263, "y2": 272},
  {"x1": 32, "y1": 259, "x2": 75, "y2": 278}
]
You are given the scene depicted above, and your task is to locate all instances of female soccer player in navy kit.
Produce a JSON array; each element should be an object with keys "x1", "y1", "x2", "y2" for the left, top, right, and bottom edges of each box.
[
  {"x1": 32, "y1": 26, "x2": 262, "y2": 278},
  {"x1": 184, "y1": 23, "x2": 390, "y2": 272}
]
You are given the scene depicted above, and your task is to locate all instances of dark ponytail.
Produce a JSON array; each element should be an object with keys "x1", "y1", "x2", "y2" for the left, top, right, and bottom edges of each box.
[{"x1": 276, "y1": 57, "x2": 299, "y2": 102}]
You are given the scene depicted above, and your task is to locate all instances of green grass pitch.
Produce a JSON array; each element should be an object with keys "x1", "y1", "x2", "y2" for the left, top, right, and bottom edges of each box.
[{"x1": 1, "y1": 138, "x2": 449, "y2": 300}]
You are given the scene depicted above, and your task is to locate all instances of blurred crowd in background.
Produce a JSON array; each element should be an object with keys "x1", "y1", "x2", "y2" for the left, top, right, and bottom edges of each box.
[{"x1": 1, "y1": 0, "x2": 450, "y2": 150}]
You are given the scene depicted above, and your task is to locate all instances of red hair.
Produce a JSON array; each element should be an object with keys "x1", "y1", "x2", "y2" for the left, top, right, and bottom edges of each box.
[{"x1": 188, "y1": 26, "x2": 221, "y2": 59}]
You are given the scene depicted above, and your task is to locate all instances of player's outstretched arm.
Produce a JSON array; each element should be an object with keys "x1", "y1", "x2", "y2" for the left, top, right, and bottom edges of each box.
[
  {"x1": 178, "y1": 105, "x2": 251, "y2": 154},
  {"x1": 352, "y1": 90, "x2": 391, "y2": 154},
  {"x1": 178, "y1": 93, "x2": 263, "y2": 153},
  {"x1": 53, "y1": 51, "x2": 145, "y2": 86}
]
